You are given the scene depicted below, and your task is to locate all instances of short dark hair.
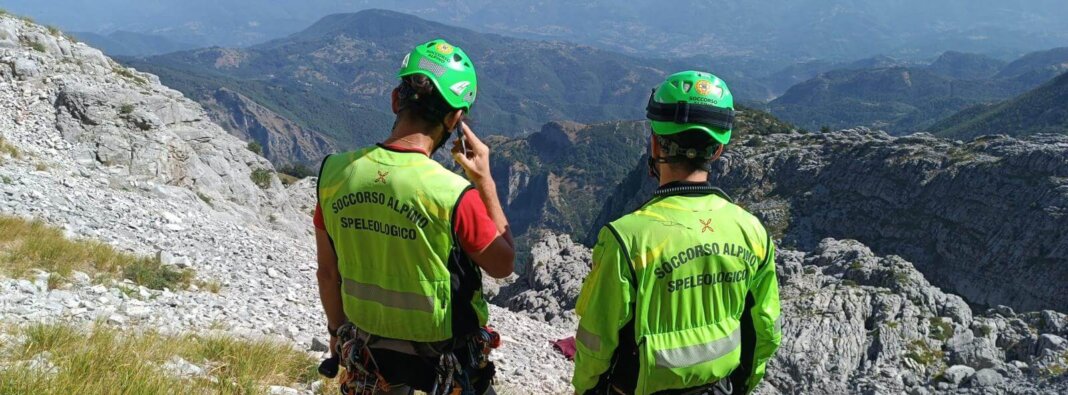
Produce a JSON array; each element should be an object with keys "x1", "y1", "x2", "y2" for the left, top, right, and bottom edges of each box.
[
  {"x1": 396, "y1": 74, "x2": 456, "y2": 128},
  {"x1": 656, "y1": 129, "x2": 721, "y2": 172}
]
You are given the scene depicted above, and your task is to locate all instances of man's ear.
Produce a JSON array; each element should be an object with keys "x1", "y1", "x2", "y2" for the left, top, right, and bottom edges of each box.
[
  {"x1": 445, "y1": 109, "x2": 464, "y2": 130},
  {"x1": 391, "y1": 88, "x2": 401, "y2": 114}
]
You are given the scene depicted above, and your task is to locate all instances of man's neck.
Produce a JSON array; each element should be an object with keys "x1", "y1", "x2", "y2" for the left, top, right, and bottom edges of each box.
[
  {"x1": 658, "y1": 170, "x2": 709, "y2": 187},
  {"x1": 385, "y1": 120, "x2": 439, "y2": 154}
]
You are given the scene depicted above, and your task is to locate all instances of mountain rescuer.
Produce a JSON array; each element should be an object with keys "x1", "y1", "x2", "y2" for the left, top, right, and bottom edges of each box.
[
  {"x1": 572, "y1": 71, "x2": 782, "y2": 395},
  {"x1": 315, "y1": 39, "x2": 514, "y2": 395}
]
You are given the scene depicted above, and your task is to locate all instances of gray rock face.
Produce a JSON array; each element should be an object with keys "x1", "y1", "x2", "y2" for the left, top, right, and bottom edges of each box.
[
  {"x1": 201, "y1": 88, "x2": 335, "y2": 166},
  {"x1": 0, "y1": 15, "x2": 304, "y2": 226},
  {"x1": 494, "y1": 233, "x2": 592, "y2": 325},
  {"x1": 596, "y1": 129, "x2": 1068, "y2": 313},
  {"x1": 762, "y1": 239, "x2": 1067, "y2": 394}
]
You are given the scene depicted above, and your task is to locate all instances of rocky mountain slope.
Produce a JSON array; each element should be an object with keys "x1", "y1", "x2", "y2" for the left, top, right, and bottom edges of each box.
[
  {"x1": 595, "y1": 128, "x2": 1068, "y2": 314},
  {"x1": 926, "y1": 51, "x2": 1006, "y2": 80},
  {"x1": 0, "y1": 15, "x2": 571, "y2": 394},
  {"x1": 767, "y1": 48, "x2": 1068, "y2": 134},
  {"x1": 199, "y1": 87, "x2": 336, "y2": 166},
  {"x1": 931, "y1": 71, "x2": 1068, "y2": 139}
]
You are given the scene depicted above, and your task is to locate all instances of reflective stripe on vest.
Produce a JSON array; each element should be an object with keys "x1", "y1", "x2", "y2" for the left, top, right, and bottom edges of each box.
[
  {"x1": 343, "y1": 278, "x2": 435, "y2": 313},
  {"x1": 654, "y1": 328, "x2": 740, "y2": 369},
  {"x1": 577, "y1": 325, "x2": 602, "y2": 353}
]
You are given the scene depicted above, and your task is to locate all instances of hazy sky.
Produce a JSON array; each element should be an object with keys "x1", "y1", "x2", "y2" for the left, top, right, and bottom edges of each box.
[{"x1": 5, "y1": 1, "x2": 1068, "y2": 60}]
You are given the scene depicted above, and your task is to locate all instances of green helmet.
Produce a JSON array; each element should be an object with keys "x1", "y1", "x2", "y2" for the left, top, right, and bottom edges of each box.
[
  {"x1": 646, "y1": 71, "x2": 735, "y2": 146},
  {"x1": 397, "y1": 39, "x2": 478, "y2": 111}
]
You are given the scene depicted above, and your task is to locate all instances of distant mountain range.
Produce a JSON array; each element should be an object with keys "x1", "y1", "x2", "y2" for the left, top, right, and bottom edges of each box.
[
  {"x1": 931, "y1": 71, "x2": 1068, "y2": 138},
  {"x1": 70, "y1": 31, "x2": 196, "y2": 56},
  {"x1": 767, "y1": 48, "x2": 1068, "y2": 133},
  {"x1": 123, "y1": 9, "x2": 773, "y2": 165}
]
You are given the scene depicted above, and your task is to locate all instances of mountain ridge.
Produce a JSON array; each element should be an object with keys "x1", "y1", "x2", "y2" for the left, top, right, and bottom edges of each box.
[
  {"x1": 931, "y1": 71, "x2": 1068, "y2": 138},
  {"x1": 768, "y1": 47, "x2": 1068, "y2": 134}
]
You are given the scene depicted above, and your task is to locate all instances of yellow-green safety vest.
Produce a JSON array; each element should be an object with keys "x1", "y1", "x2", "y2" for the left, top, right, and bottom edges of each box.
[
  {"x1": 573, "y1": 184, "x2": 782, "y2": 394},
  {"x1": 317, "y1": 145, "x2": 489, "y2": 343}
]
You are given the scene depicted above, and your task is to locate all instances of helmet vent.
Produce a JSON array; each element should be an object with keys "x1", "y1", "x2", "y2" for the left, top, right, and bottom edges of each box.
[
  {"x1": 426, "y1": 42, "x2": 436, "y2": 48},
  {"x1": 417, "y1": 58, "x2": 446, "y2": 77},
  {"x1": 453, "y1": 54, "x2": 463, "y2": 62},
  {"x1": 682, "y1": 82, "x2": 693, "y2": 93}
]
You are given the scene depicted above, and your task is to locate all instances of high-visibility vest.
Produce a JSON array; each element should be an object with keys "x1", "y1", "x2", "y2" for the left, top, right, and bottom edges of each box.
[
  {"x1": 575, "y1": 185, "x2": 782, "y2": 394},
  {"x1": 317, "y1": 145, "x2": 489, "y2": 343}
]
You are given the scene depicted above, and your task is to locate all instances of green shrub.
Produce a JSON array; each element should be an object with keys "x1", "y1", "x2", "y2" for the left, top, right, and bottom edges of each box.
[
  {"x1": 121, "y1": 258, "x2": 193, "y2": 290},
  {"x1": 246, "y1": 141, "x2": 263, "y2": 155},
  {"x1": 196, "y1": 192, "x2": 214, "y2": 206},
  {"x1": 928, "y1": 317, "x2": 955, "y2": 342},
  {"x1": 278, "y1": 163, "x2": 315, "y2": 178},
  {"x1": 112, "y1": 67, "x2": 148, "y2": 85},
  {"x1": 905, "y1": 339, "x2": 945, "y2": 367},
  {"x1": 0, "y1": 136, "x2": 20, "y2": 160},
  {"x1": 30, "y1": 42, "x2": 45, "y2": 52},
  {"x1": 250, "y1": 168, "x2": 272, "y2": 189}
]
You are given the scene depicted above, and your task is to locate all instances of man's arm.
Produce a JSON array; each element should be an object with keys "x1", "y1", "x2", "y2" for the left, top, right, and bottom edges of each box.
[
  {"x1": 452, "y1": 121, "x2": 514, "y2": 279},
  {"x1": 573, "y1": 226, "x2": 634, "y2": 394},
  {"x1": 315, "y1": 228, "x2": 346, "y2": 353},
  {"x1": 730, "y1": 239, "x2": 782, "y2": 394}
]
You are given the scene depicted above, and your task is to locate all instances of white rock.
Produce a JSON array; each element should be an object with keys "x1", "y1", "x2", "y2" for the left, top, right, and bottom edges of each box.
[
  {"x1": 268, "y1": 386, "x2": 299, "y2": 395},
  {"x1": 107, "y1": 314, "x2": 127, "y2": 325},
  {"x1": 161, "y1": 356, "x2": 204, "y2": 378}
]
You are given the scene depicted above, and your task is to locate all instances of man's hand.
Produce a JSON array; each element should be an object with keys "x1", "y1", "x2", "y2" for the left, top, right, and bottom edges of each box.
[
  {"x1": 451, "y1": 121, "x2": 493, "y2": 185},
  {"x1": 329, "y1": 335, "x2": 338, "y2": 357}
]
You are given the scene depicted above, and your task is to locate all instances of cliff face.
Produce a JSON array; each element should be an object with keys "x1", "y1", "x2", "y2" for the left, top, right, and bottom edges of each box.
[
  {"x1": 200, "y1": 88, "x2": 336, "y2": 166},
  {"x1": 594, "y1": 129, "x2": 1068, "y2": 313}
]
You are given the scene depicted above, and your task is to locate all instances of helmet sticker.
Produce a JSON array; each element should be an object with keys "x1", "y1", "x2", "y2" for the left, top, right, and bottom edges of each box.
[
  {"x1": 695, "y1": 80, "x2": 722, "y2": 97},
  {"x1": 450, "y1": 81, "x2": 471, "y2": 96},
  {"x1": 435, "y1": 43, "x2": 454, "y2": 55}
]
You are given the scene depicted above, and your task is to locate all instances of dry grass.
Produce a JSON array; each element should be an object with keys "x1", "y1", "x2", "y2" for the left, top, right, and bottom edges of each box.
[
  {"x1": 0, "y1": 322, "x2": 319, "y2": 394},
  {"x1": 0, "y1": 136, "x2": 20, "y2": 164},
  {"x1": 0, "y1": 215, "x2": 192, "y2": 290}
]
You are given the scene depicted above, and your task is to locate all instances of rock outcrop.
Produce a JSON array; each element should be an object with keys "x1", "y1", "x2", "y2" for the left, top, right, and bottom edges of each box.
[
  {"x1": 766, "y1": 238, "x2": 1067, "y2": 394},
  {"x1": 595, "y1": 129, "x2": 1068, "y2": 313},
  {"x1": 493, "y1": 233, "x2": 592, "y2": 325},
  {"x1": 0, "y1": 16, "x2": 302, "y2": 224},
  {"x1": 200, "y1": 88, "x2": 336, "y2": 166}
]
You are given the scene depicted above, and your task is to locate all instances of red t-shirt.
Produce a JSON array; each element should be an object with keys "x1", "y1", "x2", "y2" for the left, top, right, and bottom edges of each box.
[{"x1": 313, "y1": 144, "x2": 498, "y2": 254}]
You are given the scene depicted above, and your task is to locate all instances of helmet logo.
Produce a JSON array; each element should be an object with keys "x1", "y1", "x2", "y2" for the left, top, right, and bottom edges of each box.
[
  {"x1": 695, "y1": 80, "x2": 722, "y2": 97},
  {"x1": 435, "y1": 43, "x2": 454, "y2": 55},
  {"x1": 401, "y1": 53, "x2": 410, "y2": 68},
  {"x1": 450, "y1": 81, "x2": 470, "y2": 96}
]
